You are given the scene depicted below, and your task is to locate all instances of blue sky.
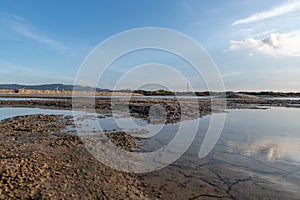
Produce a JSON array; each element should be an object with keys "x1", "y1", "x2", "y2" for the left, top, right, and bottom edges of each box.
[{"x1": 0, "y1": 0, "x2": 300, "y2": 91}]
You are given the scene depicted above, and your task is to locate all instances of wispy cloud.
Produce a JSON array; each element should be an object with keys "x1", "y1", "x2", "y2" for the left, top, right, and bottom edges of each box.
[
  {"x1": 0, "y1": 13, "x2": 67, "y2": 52},
  {"x1": 230, "y1": 30, "x2": 300, "y2": 57},
  {"x1": 11, "y1": 22, "x2": 67, "y2": 51},
  {"x1": 222, "y1": 71, "x2": 241, "y2": 77},
  {"x1": 232, "y1": 0, "x2": 300, "y2": 26}
]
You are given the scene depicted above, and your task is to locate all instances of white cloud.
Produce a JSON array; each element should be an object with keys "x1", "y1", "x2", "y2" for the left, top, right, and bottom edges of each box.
[
  {"x1": 230, "y1": 30, "x2": 300, "y2": 57},
  {"x1": 11, "y1": 23, "x2": 67, "y2": 51},
  {"x1": 232, "y1": 0, "x2": 300, "y2": 26},
  {"x1": 0, "y1": 13, "x2": 67, "y2": 52},
  {"x1": 251, "y1": 29, "x2": 278, "y2": 38}
]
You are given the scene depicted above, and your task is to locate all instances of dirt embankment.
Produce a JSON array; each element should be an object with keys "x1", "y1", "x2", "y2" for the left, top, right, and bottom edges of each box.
[{"x1": 0, "y1": 89, "x2": 142, "y2": 96}]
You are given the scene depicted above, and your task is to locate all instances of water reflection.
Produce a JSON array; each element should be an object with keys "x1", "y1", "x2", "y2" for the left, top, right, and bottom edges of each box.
[
  {"x1": 228, "y1": 137, "x2": 300, "y2": 163},
  {"x1": 267, "y1": 97, "x2": 300, "y2": 100},
  {"x1": 0, "y1": 107, "x2": 75, "y2": 120},
  {"x1": 222, "y1": 107, "x2": 300, "y2": 163}
]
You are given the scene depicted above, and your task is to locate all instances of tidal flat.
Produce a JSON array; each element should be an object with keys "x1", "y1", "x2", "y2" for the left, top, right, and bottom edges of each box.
[{"x1": 0, "y1": 96, "x2": 300, "y2": 199}]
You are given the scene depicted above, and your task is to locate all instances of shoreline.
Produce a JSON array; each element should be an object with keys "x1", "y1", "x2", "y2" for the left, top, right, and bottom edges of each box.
[
  {"x1": 1, "y1": 97, "x2": 300, "y2": 199},
  {"x1": 1, "y1": 107, "x2": 298, "y2": 199},
  {"x1": 1, "y1": 96, "x2": 300, "y2": 124},
  {"x1": 0, "y1": 96, "x2": 300, "y2": 112}
]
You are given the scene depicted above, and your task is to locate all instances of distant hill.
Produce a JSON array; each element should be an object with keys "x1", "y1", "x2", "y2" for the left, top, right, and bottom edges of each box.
[{"x1": 0, "y1": 84, "x2": 110, "y2": 92}]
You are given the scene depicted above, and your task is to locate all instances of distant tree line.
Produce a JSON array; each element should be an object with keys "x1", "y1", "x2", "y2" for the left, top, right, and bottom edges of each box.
[{"x1": 240, "y1": 91, "x2": 300, "y2": 97}]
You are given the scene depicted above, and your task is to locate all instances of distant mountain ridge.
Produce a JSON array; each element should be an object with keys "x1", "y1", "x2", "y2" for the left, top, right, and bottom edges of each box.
[{"x1": 0, "y1": 84, "x2": 110, "y2": 92}]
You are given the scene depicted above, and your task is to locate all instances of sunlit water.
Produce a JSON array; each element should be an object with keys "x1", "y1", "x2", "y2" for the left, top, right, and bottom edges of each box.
[
  {"x1": 78, "y1": 107, "x2": 300, "y2": 163},
  {"x1": 222, "y1": 108, "x2": 300, "y2": 164},
  {"x1": 266, "y1": 97, "x2": 300, "y2": 100},
  {"x1": 0, "y1": 107, "x2": 75, "y2": 120}
]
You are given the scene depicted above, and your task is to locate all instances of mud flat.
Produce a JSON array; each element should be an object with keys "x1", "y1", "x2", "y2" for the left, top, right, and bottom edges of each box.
[
  {"x1": 0, "y1": 114, "x2": 148, "y2": 199},
  {"x1": 1, "y1": 96, "x2": 300, "y2": 122},
  {"x1": 1, "y1": 96, "x2": 300, "y2": 199}
]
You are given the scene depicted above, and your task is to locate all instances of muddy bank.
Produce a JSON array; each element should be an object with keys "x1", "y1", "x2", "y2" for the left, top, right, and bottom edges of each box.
[
  {"x1": 0, "y1": 98, "x2": 210, "y2": 123},
  {"x1": 0, "y1": 115, "x2": 147, "y2": 199},
  {"x1": 1, "y1": 96, "x2": 299, "y2": 123},
  {"x1": 0, "y1": 89, "x2": 142, "y2": 96}
]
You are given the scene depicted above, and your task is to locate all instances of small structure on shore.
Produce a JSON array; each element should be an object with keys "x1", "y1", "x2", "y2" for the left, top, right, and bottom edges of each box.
[{"x1": 14, "y1": 88, "x2": 25, "y2": 93}]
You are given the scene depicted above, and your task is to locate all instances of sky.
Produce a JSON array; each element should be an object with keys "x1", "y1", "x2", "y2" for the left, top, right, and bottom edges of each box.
[{"x1": 0, "y1": 0, "x2": 300, "y2": 92}]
